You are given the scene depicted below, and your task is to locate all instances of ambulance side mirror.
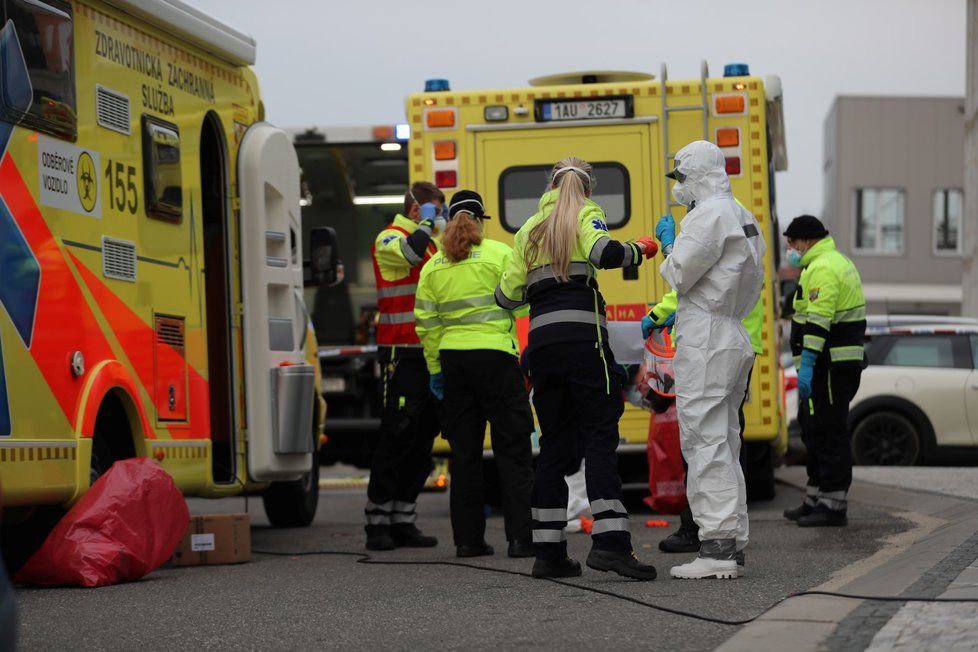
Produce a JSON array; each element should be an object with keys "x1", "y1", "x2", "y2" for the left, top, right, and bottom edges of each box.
[{"x1": 305, "y1": 226, "x2": 340, "y2": 287}]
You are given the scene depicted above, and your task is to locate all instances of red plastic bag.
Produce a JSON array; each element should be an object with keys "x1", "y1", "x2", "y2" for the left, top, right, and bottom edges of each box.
[
  {"x1": 643, "y1": 404, "x2": 688, "y2": 514},
  {"x1": 15, "y1": 458, "x2": 189, "y2": 587}
]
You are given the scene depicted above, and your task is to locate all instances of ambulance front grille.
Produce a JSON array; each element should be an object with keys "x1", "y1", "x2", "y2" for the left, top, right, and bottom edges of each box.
[
  {"x1": 101, "y1": 236, "x2": 137, "y2": 282},
  {"x1": 155, "y1": 316, "x2": 185, "y2": 351},
  {"x1": 95, "y1": 85, "x2": 131, "y2": 135}
]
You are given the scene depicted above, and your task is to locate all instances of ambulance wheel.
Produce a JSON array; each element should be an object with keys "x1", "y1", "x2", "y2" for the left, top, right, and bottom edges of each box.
[
  {"x1": 263, "y1": 405, "x2": 320, "y2": 528},
  {"x1": 742, "y1": 441, "x2": 776, "y2": 502}
]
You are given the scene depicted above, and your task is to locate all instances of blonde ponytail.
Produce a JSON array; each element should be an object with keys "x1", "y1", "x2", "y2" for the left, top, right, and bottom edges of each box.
[{"x1": 524, "y1": 157, "x2": 592, "y2": 281}]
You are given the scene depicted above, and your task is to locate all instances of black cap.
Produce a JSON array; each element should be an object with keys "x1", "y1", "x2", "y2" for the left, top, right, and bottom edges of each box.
[
  {"x1": 448, "y1": 190, "x2": 490, "y2": 220},
  {"x1": 783, "y1": 215, "x2": 828, "y2": 239}
]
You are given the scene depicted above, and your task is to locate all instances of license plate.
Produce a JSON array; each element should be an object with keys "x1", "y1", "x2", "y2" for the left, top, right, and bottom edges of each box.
[
  {"x1": 538, "y1": 97, "x2": 629, "y2": 122},
  {"x1": 323, "y1": 377, "x2": 346, "y2": 393}
]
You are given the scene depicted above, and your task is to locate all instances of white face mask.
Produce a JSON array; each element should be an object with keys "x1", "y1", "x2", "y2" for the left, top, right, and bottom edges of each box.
[{"x1": 671, "y1": 181, "x2": 693, "y2": 208}]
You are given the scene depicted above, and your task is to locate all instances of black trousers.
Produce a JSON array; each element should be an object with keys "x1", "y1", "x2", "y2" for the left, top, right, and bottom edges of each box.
[
  {"x1": 678, "y1": 362, "x2": 753, "y2": 534},
  {"x1": 365, "y1": 349, "x2": 440, "y2": 534},
  {"x1": 528, "y1": 341, "x2": 631, "y2": 558},
  {"x1": 441, "y1": 350, "x2": 534, "y2": 546},
  {"x1": 799, "y1": 363, "x2": 863, "y2": 495}
]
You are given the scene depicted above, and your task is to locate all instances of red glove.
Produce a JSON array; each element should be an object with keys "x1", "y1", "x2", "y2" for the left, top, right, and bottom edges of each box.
[{"x1": 635, "y1": 236, "x2": 659, "y2": 259}]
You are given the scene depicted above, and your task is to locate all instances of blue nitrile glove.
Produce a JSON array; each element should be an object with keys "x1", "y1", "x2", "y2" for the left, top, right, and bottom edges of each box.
[
  {"x1": 420, "y1": 202, "x2": 439, "y2": 220},
  {"x1": 641, "y1": 315, "x2": 655, "y2": 339},
  {"x1": 661, "y1": 311, "x2": 676, "y2": 328},
  {"x1": 797, "y1": 350, "x2": 817, "y2": 400},
  {"x1": 429, "y1": 373, "x2": 444, "y2": 400},
  {"x1": 655, "y1": 214, "x2": 676, "y2": 250}
]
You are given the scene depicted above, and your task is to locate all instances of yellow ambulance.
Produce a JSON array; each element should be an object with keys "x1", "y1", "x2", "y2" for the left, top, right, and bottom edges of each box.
[
  {"x1": 406, "y1": 64, "x2": 789, "y2": 497},
  {"x1": 0, "y1": 0, "x2": 337, "y2": 558}
]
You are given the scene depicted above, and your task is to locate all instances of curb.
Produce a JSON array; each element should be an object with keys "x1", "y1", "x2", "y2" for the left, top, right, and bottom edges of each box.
[{"x1": 718, "y1": 466, "x2": 978, "y2": 651}]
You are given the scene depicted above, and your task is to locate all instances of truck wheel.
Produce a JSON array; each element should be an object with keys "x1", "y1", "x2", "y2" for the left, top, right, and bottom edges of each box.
[
  {"x1": 741, "y1": 441, "x2": 776, "y2": 502},
  {"x1": 262, "y1": 401, "x2": 320, "y2": 527}
]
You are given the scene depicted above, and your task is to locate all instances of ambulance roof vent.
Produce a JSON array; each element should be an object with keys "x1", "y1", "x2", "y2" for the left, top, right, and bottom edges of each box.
[
  {"x1": 96, "y1": 85, "x2": 131, "y2": 135},
  {"x1": 102, "y1": 236, "x2": 137, "y2": 283},
  {"x1": 528, "y1": 70, "x2": 654, "y2": 87}
]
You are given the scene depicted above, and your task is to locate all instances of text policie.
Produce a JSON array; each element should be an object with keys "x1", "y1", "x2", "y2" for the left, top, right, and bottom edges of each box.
[{"x1": 94, "y1": 29, "x2": 216, "y2": 118}]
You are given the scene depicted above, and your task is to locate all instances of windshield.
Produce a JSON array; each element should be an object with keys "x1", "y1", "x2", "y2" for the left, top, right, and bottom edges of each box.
[{"x1": 296, "y1": 140, "x2": 408, "y2": 346}]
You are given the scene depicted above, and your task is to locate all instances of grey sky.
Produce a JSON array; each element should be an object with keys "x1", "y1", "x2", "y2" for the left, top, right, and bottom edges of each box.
[{"x1": 192, "y1": 0, "x2": 965, "y2": 225}]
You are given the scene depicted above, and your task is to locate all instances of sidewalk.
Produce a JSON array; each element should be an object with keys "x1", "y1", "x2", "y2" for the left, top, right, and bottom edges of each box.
[{"x1": 719, "y1": 466, "x2": 978, "y2": 651}]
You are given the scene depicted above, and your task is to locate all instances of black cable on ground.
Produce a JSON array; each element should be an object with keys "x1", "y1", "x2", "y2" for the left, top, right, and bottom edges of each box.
[{"x1": 252, "y1": 549, "x2": 978, "y2": 627}]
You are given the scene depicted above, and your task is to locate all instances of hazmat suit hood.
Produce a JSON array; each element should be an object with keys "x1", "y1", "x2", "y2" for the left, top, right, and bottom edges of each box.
[{"x1": 671, "y1": 140, "x2": 731, "y2": 205}]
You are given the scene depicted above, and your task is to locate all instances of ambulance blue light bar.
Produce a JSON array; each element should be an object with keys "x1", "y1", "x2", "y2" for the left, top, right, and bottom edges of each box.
[
  {"x1": 425, "y1": 78, "x2": 450, "y2": 92},
  {"x1": 723, "y1": 63, "x2": 750, "y2": 77}
]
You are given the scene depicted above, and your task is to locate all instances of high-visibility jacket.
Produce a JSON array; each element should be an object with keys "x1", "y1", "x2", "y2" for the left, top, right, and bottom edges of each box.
[
  {"x1": 372, "y1": 214, "x2": 440, "y2": 346},
  {"x1": 790, "y1": 236, "x2": 866, "y2": 366},
  {"x1": 414, "y1": 239, "x2": 524, "y2": 375},
  {"x1": 650, "y1": 289, "x2": 764, "y2": 355},
  {"x1": 495, "y1": 189, "x2": 645, "y2": 355}
]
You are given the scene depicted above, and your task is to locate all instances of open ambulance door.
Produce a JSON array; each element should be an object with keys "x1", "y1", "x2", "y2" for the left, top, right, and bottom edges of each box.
[{"x1": 238, "y1": 123, "x2": 315, "y2": 482}]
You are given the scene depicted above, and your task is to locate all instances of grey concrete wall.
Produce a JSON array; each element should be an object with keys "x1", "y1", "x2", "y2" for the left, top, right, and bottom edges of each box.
[{"x1": 823, "y1": 96, "x2": 965, "y2": 286}]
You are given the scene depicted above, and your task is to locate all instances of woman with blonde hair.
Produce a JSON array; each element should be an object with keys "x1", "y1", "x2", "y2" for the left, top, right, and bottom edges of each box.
[
  {"x1": 495, "y1": 157, "x2": 659, "y2": 580},
  {"x1": 415, "y1": 190, "x2": 535, "y2": 559}
]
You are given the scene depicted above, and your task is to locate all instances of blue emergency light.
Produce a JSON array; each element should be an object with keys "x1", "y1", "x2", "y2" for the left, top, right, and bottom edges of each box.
[
  {"x1": 723, "y1": 63, "x2": 750, "y2": 77},
  {"x1": 424, "y1": 78, "x2": 450, "y2": 92}
]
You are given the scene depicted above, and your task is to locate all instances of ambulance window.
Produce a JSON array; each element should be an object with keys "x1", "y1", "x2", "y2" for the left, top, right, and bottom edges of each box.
[
  {"x1": 141, "y1": 116, "x2": 182, "y2": 222},
  {"x1": 498, "y1": 163, "x2": 630, "y2": 233},
  {"x1": 0, "y1": 0, "x2": 76, "y2": 141}
]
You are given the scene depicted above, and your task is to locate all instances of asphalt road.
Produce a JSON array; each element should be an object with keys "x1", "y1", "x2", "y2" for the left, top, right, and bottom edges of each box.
[{"x1": 16, "y1": 477, "x2": 909, "y2": 651}]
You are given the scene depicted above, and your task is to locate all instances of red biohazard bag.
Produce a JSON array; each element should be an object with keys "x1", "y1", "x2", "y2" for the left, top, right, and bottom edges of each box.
[
  {"x1": 643, "y1": 403, "x2": 688, "y2": 514},
  {"x1": 15, "y1": 457, "x2": 189, "y2": 587}
]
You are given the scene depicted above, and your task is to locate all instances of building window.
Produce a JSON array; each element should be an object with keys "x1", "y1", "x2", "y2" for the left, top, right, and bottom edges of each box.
[
  {"x1": 933, "y1": 189, "x2": 962, "y2": 255},
  {"x1": 498, "y1": 163, "x2": 630, "y2": 233},
  {"x1": 853, "y1": 188, "x2": 904, "y2": 254}
]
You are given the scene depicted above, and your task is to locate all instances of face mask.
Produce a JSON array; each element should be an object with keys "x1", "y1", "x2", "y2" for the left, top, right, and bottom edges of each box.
[
  {"x1": 786, "y1": 247, "x2": 805, "y2": 268},
  {"x1": 671, "y1": 181, "x2": 692, "y2": 208}
]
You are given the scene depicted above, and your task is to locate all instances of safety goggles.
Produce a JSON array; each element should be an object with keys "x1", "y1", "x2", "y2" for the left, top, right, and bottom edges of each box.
[{"x1": 665, "y1": 168, "x2": 687, "y2": 183}]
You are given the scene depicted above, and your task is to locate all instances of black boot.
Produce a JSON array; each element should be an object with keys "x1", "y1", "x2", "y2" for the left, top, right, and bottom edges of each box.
[
  {"x1": 365, "y1": 525, "x2": 394, "y2": 551},
  {"x1": 391, "y1": 524, "x2": 439, "y2": 547},
  {"x1": 531, "y1": 556, "x2": 582, "y2": 579},
  {"x1": 796, "y1": 503, "x2": 847, "y2": 527},
  {"x1": 507, "y1": 540, "x2": 534, "y2": 558},
  {"x1": 783, "y1": 502, "x2": 816, "y2": 521},
  {"x1": 586, "y1": 549, "x2": 657, "y2": 581},
  {"x1": 456, "y1": 542, "x2": 494, "y2": 558},
  {"x1": 659, "y1": 509, "x2": 700, "y2": 553}
]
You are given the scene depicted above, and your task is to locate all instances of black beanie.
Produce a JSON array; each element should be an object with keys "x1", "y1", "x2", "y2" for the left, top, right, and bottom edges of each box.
[{"x1": 783, "y1": 215, "x2": 828, "y2": 239}]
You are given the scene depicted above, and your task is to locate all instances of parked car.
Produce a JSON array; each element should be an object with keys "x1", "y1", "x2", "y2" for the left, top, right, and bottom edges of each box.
[{"x1": 849, "y1": 325, "x2": 978, "y2": 465}]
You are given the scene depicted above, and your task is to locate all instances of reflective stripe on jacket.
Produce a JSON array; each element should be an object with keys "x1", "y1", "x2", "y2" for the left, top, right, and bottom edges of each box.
[
  {"x1": 414, "y1": 239, "x2": 523, "y2": 375},
  {"x1": 790, "y1": 237, "x2": 866, "y2": 365},
  {"x1": 372, "y1": 215, "x2": 439, "y2": 345}
]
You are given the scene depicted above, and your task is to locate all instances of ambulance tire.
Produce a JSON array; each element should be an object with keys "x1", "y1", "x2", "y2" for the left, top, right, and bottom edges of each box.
[
  {"x1": 263, "y1": 404, "x2": 320, "y2": 528},
  {"x1": 741, "y1": 441, "x2": 776, "y2": 502}
]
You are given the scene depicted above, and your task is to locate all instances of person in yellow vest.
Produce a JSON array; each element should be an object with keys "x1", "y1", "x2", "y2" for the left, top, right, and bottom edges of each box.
[
  {"x1": 414, "y1": 190, "x2": 535, "y2": 559},
  {"x1": 365, "y1": 181, "x2": 446, "y2": 551},
  {"x1": 782, "y1": 215, "x2": 866, "y2": 527}
]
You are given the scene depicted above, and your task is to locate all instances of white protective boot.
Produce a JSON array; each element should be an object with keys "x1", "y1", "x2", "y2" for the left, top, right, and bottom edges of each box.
[{"x1": 670, "y1": 555, "x2": 739, "y2": 580}]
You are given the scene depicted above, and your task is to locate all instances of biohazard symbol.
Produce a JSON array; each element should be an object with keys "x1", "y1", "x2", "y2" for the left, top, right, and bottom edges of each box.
[{"x1": 77, "y1": 151, "x2": 97, "y2": 213}]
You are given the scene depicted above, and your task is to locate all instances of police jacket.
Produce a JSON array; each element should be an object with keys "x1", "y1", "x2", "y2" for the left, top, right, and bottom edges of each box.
[
  {"x1": 494, "y1": 189, "x2": 645, "y2": 354},
  {"x1": 414, "y1": 239, "x2": 522, "y2": 375},
  {"x1": 790, "y1": 237, "x2": 866, "y2": 366}
]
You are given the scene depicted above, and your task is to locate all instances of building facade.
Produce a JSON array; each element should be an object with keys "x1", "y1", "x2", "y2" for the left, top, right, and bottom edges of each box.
[{"x1": 823, "y1": 96, "x2": 965, "y2": 315}]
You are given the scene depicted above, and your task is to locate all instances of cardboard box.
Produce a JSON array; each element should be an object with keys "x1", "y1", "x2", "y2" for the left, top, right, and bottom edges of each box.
[{"x1": 172, "y1": 513, "x2": 251, "y2": 567}]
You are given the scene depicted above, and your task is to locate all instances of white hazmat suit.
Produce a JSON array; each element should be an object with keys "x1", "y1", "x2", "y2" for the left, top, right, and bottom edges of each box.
[{"x1": 659, "y1": 141, "x2": 765, "y2": 560}]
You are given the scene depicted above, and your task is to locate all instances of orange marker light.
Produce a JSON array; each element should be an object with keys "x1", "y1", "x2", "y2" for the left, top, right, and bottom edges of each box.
[
  {"x1": 716, "y1": 127, "x2": 739, "y2": 148},
  {"x1": 426, "y1": 109, "x2": 455, "y2": 129},
  {"x1": 715, "y1": 95, "x2": 745, "y2": 114},
  {"x1": 433, "y1": 141, "x2": 456, "y2": 160},
  {"x1": 372, "y1": 125, "x2": 394, "y2": 140}
]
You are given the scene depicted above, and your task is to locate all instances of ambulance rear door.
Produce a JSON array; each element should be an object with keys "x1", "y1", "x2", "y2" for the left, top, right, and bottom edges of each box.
[{"x1": 238, "y1": 123, "x2": 316, "y2": 481}]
